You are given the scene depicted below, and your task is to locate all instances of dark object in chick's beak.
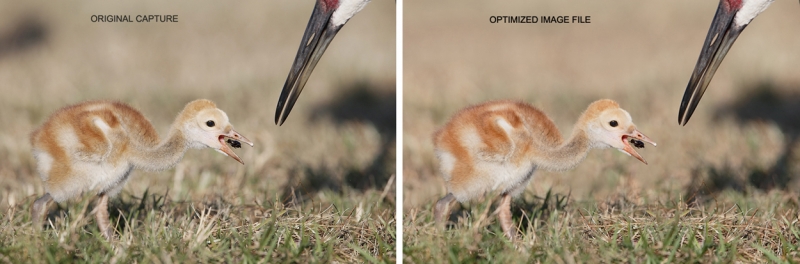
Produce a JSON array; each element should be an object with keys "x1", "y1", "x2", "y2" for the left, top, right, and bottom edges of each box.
[
  {"x1": 629, "y1": 138, "x2": 645, "y2": 149},
  {"x1": 227, "y1": 138, "x2": 242, "y2": 149}
]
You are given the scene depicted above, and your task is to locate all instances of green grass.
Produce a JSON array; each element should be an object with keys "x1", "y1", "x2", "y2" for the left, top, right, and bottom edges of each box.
[
  {"x1": 1, "y1": 184, "x2": 395, "y2": 263},
  {"x1": 403, "y1": 189, "x2": 800, "y2": 263}
]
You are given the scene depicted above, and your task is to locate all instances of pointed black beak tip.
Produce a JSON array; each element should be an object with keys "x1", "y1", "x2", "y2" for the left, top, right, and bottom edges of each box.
[
  {"x1": 678, "y1": 100, "x2": 690, "y2": 126},
  {"x1": 274, "y1": 108, "x2": 287, "y2": 126},
  {"x1": 678, "y1": 106, "x2": 695, "y2": 126},
  {"x1": 678, "y1": 112, "x2": 687, "y2": 126},
  {"x1": 274, "y1": 104, "x2": 282, "y2": 125}
]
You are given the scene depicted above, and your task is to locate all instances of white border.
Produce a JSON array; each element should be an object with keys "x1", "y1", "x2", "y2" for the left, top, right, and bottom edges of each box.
[{"x1": 395, "y1": 0, "x2": 404, "y2": 261}]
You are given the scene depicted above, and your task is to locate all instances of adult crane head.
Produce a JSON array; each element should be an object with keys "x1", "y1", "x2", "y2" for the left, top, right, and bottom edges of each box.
[
  {"x1": 275, "y1": 0, "x2": 371, "y2": 125},
  {"x1": 678, "y1": 0, "x2": 774, "y2": 126}
]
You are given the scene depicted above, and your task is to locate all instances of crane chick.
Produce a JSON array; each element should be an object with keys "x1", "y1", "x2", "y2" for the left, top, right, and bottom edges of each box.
[
  {"x1": 29, "y1": 99, "x2": 253, "y2": 239},
  {"x1": 433, "y1": 99, "x2": 656, "y2": 239}
]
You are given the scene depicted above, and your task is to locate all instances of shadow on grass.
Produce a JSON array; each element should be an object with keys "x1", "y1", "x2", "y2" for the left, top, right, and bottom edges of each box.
[
  {"x1": 686, "y1": 81, "x2": 800, "y2": 204},
  {"x1": 311, "y1": 81, "x2": 396, "y2": 190},
  {"x1": 40, "y1": 190, "x2": 231, "y2": 234},
  {"x1": 276, "y1": 80, "x2": 395, "y2": 205},
  {"x1": 279, "y1": 162, "x2": 345, "y2": 205},
  {"x1": 514, "y1": 189, "x2": 570, "y2": 233},
  {"x1": 440, "y1": 189, "x2": 571, "y2": 234},
  {"x1": 39, "y1": 192, "x2": 157, "y2": 234},
  {"x1": 0, "y1": 15, "x2": 47, "y2": 59}
]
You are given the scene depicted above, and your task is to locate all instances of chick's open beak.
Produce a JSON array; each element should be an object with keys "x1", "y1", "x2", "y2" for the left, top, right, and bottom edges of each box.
[
  {"x1": 620, "y1": 128, "x2": 656, "y2": 164},
  {"x1": 216, "y1": 129, "x2": 254, "y2": 164}
]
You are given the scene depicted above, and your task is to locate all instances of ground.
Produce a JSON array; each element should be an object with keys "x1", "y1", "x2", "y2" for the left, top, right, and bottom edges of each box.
[
  {"x1": 0, "y1": 0, "x2": 395, "y2": 262},
  {"x1": 403, "y1": 0, "x2": 800, "y2": 262}
]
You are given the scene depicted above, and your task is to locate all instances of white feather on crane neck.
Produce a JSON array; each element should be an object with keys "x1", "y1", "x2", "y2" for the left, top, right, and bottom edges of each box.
[
  {"x1": 734, "y1": 0, "x2": 774, "y2": 27},
  {"x1": 331, "y1": 0, "x2": 370, "y2": 27}
]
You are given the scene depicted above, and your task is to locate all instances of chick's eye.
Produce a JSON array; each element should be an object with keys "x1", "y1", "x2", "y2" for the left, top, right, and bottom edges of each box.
[
  {"x1": 206, "y1": 120, "x2": 215, "y2": 127},
  {"x1": 609, "y1": 120, "x2": 618, "y2": 127}
]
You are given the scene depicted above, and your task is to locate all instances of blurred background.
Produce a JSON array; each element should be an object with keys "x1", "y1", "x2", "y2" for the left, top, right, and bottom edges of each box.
[
  {"x1": 0, "y1": 0, "x2": 396, "y2": 209},
  {"x1": 403, "y1": 0, "x2": 800, "y2": 209}
]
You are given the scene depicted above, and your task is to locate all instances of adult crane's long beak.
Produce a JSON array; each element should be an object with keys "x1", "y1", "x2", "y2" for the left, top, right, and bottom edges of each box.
[
  {"x1": 678, "y1": 2, "x2": 745, "y2": 126},
  {"x1": 275, "y1": 1, "x2": 343, "y2": 126}
]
